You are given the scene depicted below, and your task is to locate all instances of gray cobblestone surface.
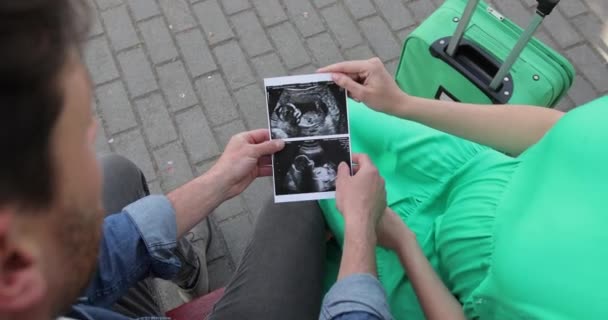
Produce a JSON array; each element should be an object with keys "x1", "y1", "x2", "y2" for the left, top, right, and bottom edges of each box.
[{"x1": 87, "y1": 0, "x2": 607, "y2": 311}]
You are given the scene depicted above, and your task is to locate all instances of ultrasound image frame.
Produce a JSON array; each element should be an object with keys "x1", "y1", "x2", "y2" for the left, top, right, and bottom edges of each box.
[{"x1": 265, "y1": 73, "x2": 353, "y2": 203}]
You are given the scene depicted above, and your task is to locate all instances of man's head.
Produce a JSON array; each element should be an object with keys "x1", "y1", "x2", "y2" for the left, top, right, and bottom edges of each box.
[{"x1": 0, "y1": 1, "x2": 104, "y2": 318}]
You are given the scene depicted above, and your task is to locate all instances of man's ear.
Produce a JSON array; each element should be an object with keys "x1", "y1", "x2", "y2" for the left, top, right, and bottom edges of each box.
[{"x1": 0, "y1": 210, "x2": 46, "y2": 313}]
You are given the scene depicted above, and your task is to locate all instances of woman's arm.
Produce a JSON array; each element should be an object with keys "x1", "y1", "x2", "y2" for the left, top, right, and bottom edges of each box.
[
  {"x1": 319, "y1": 58, "x2": 564, "y2": 155},
  {"x1": 378, "y1": 209, "x2": 465, "y2": 320},
  {"x1": 394, "y1": 94, "x2": 563, "y2": 155}
]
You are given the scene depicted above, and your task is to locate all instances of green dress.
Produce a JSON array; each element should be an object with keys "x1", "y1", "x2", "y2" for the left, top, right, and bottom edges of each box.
[{"x1": 319, "y1": 96, "x2": 608, "y2": 319}]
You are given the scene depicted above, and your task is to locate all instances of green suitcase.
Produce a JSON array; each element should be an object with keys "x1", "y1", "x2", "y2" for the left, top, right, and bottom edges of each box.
[{"x1": 395, "y1": 0, "x2": 574, "y2": 107}]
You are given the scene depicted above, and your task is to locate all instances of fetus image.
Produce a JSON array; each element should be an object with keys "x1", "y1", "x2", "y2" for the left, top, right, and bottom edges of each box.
[
  {"x1": 273, "y1": 139, "x2": 351, "y2": 195},
  {"x1": 267, "y1": 82, "x2": 348, "y2": 139}
]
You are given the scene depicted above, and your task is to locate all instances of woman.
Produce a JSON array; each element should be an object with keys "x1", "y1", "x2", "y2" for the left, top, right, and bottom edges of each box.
[{"x1": 317, "y1": 58, "x2": 608, "y2": 319}]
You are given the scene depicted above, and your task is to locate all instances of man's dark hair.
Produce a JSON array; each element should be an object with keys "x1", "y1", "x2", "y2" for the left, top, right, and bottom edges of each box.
[{"x1": 0, "y1": 0, "x2": 90, "y2": 208}]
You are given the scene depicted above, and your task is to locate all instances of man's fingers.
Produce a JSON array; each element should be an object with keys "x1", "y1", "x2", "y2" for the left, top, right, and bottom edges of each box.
[
  {"x1": 244, "y1": 129, "x2": 271, "y2": 144},
  {"x1": 258, "y1": 155, "x2": 272, "y2": 166},
  {"x1": 351, "y1": 153, "x2": 372, "y2": 168},
  {"x1": 332, "y1": 73, "x2": 366, "y2": 102},
  {"x1": 257, "y1": 165, "x2": 273, "y2": 177},
  {"x1": 318, "y1": 60, "x2": 369, "y2": 74},
  {"x1": 252, "y1": 139, "x2": 284, "y2": 157}
]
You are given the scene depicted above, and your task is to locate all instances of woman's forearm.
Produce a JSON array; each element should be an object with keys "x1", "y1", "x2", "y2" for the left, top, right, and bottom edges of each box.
[
  {"x1": 390, "y1": 94, "x2": 564, "y2": 155},
  {"x1": 396, "y1": 230, "x2": 465, "y2": 320}
]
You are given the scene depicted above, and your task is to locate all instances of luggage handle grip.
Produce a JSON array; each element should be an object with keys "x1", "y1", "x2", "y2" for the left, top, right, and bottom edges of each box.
[
  {"x1": 430, "y1": 37, "x2": 513, "y2": 104},
  {"x1": 536, "y1": 0, "x2": 560, "y2": 16}
]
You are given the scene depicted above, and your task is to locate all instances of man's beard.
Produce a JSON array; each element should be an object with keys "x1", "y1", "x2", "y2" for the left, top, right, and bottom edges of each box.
[{"x1": 49, "y1": 201, "x2": 104, "y2": 317}]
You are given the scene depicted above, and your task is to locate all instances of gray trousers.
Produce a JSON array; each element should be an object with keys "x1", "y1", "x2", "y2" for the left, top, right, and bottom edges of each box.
[{"x1": 101, "y1": 154, "x2": 326, "y2": 319}]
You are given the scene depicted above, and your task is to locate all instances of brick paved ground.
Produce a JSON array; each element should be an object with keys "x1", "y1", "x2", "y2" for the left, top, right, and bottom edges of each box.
[{"x1": 87, "y1": 0, "x2": 608, "y2": 311}]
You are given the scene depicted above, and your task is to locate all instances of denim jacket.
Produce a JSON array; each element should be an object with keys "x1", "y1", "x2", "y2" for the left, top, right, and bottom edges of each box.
[{"x1": 63, "y1": 195, "x2": 392, "y2": 320}]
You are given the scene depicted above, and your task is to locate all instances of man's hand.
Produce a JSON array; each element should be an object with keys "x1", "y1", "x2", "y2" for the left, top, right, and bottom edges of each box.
[
  {"x1": 335, "y1": 154, "x2": 386, "y2": 231},
  {"x1": 318, "y1": 58, "x2": 408, "y2": 115},
  {"x1": 209, "y1": 129, "x2": 284, "y2": 200}
]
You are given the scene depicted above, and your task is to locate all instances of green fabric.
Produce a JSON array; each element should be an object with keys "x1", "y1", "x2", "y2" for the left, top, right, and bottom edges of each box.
[
  {"x1": 320, "y1": 96, "x2": 608, "y2": 319},
  {"x1": 395, "y1": 0, "x2": 574, "y2": 107}
]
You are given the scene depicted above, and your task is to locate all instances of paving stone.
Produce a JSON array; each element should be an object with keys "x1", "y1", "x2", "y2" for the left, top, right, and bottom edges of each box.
[
  {"x1": 207, "y1": 256, "x2": 235, "y2": 291},
  {"x1": 396, "y1": 25, "x2": 417, "y2": 43},
  {"x1": 175, "y1": 28, "x2": 218, "y2": 78},
  {"x1": 157, "y1": 61, "x2": 198, "y2": 111},
  {"x1": 96, "y1": 0, "x2": 123, "y2": 11},
  {"x1": 385, "y1": 58, "x2": 399, "y2": 76},
  {"x1": 195, "y1": 74, "x2": 240, "y2": 125},
  {"x1": 359, "y1": 16, "x2": 401, "y2": 61},
  {"x1": 557, "y1": 0, "x2": 588, "y2": 18},
  {"x1": 153, "y1": 142, "x2": 194, "y2": 192},
  {"x1": 290, "y1": 64, "x2": 319, "y2": 75},
  {"x1": 85, "y1": 37, "x2": 119, "y2": 85},
  {"x1": 102, "y1": 5, "x2": 139, "y2": 51},
  {"x1": 135, "y1": 93, "x2": 177, "y2": 148},
  {"x1": 268, "y1": 22, "x2": 311, "y2": 69},
  {"x1": 127, "y1": 0, "x2": 161, "y2": 21},
  {"x1": 252, "y1": 53, "x2": 288, "y2": 79},
  {"x1": 307, "y1": 33, "x2": 344, "y2": 67},
  {"x1": 534, "y1": 29, "x2": 559, "y2": 51},
  {"x1": 344, "y1": 0, "x2": 376, "y2": 19},
  {"x1": 321, "y1": 4, "x2": 364, "y2": 49},
  {"x1": 206, "y1": 216, "x2": 229, "y2": 261},
  {"x1": 313, "y1": 0, "x2": 336, "y2": 8},
  {"x1": 408, "y1": 0, "x2": 438, "y2": 23},
  {"x1": 139, "y1": 17, "x2": 179, "y2": 64},
  {"x1": 148, "y1": 180, "x2": 163, "y2": 195},
  {"x1": 117, "y1": 47, "x2": 158, "y2": 98},
  {"x1": 565, "y1": 44, "x2": 608, "y2": 93},
  {"x1": 542, "y1": 8, "x2": 582, "y2": 49},
  {"x1": 220, "y1": 213, "x2": 253, "y2": 264},
  {"x1": 231, "y1": 10, "x2": 273, "y2": 56},
  {"x1": 96, "y1": 81, "x2": 137, "y2": 134},
  {"x1": 242, "y1": 177, "x2": 272, "y2": 222},
  {"x1": 213, "y1": 195, "x2": 247, "y2": 222},
  {"x1": 571, "y1": 13, "x2": 608, "y2": 60},
  {"x1": 234, "y1": 84, "x2": 268, "y2": 130},
  {"x1": 582, "y1": 0, "x2": 608, "y2": 16},
  {"x1": 555, "y1": 95, "x2": 576, "y2": 112},
  {"x1": 374, "y1": 0, "x2": 415, "y2": 30},
  {"x1": 175, "y1": 106, "x2": 221, "y2": 163},
  {"x1": 251, "y1": 0, "x2": 288, "y2": 26},
  {"x1": 94, "y1": 118, "x2": 112, "y2": 155},
  {"x1": 283, "y1": 0, "x2": 326, "y2": 37},
  {"x1": 492, "y1": 0, "x2": 532, "y2": 28},
  {"x1": 213, "y1": 119, "x2": 248, "y2": 149},
  {"x1": 193, "y1": 0, "x2": 235, "y2": 45},
  {"x1": 344, "y1": 44, "x2": 375, "y2": 60},
  {"x1": 220, "y1": 0, "x2": 251, "y2": 14},
  {"x1": 213, "y1": 41, "x2": 256, "y2": 90},
  {"x1": 568, "y1": 75, "x2": 599, "y2": 105},
  {"x1": 112, "y1": 129, "x2": 157, "y2": 180},
  {"x1": 158, "y1": 0, "x2": 197, "y2": 32},
  {"x1": 89, "y1": 6, "x2": 104, "y2": 37}
]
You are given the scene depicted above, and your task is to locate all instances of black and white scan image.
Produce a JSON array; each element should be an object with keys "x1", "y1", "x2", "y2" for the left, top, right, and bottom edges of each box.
[
  {"x1": 265, "y1": 74, "x2": 352, "y2": 203},
  {"x1": 273, "y1": 138, "x2": 351, "y2": 201},
  {"x1": 266, "y1": 81, "x2": 348, "y2": 139}
]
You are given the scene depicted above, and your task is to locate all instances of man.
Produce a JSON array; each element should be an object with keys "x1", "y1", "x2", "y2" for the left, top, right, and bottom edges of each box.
[{"x1": 0, "y1": 1, "x2": 395, "y2": 319}]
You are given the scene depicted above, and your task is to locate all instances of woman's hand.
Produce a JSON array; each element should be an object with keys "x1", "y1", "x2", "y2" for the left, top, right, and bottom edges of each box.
[
  {"x1": 377, "y1": 207, "x2": 415, "y2": 251},
  {"x1": 318, "y1": 58, "x2": 409, "y2": 115}
]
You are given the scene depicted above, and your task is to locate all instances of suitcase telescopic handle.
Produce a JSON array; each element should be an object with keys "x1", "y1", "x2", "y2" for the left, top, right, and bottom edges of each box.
[{"x1": 446, "y1": 0, "x2": 561, "y2": 92}]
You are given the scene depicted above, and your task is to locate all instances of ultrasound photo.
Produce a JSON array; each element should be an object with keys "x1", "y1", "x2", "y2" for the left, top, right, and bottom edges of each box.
[
  {"x1": 266, "y1": 79, "x2": 348, "y2": 139},
  {"x1": 273, "y1": 138, "x2": 351, "y2": 202}
]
